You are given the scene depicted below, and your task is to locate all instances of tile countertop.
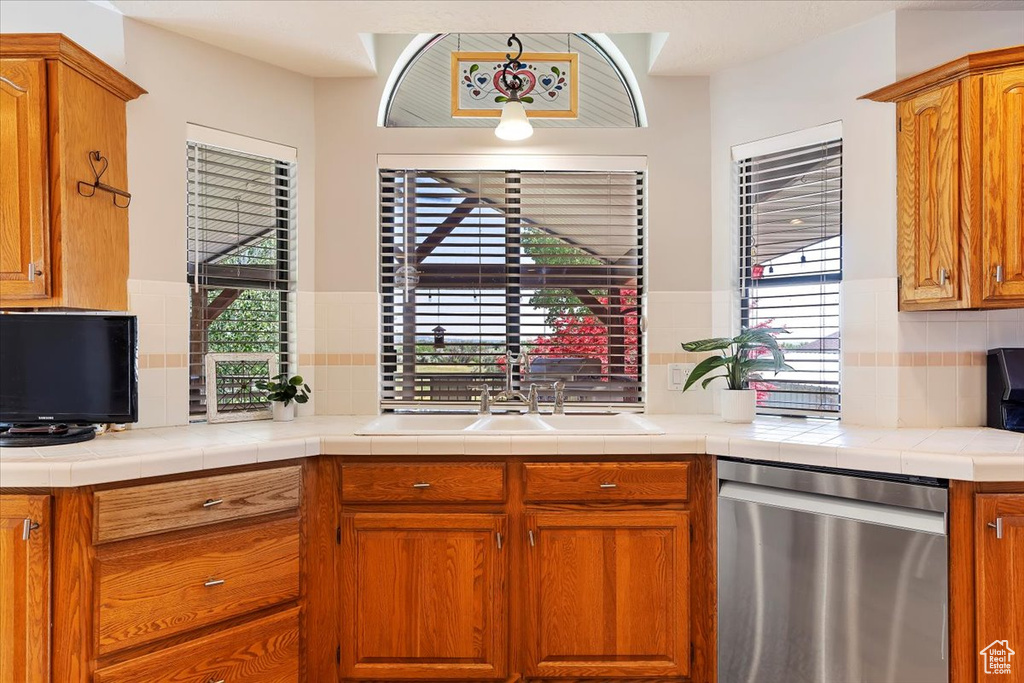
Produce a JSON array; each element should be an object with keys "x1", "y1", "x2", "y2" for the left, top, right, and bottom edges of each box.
[{"x1": 0, "y1": 415, "x2": 1022, "y2": 488}]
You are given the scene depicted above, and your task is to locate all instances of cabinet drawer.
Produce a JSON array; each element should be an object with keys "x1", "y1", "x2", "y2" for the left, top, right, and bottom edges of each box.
[
  {"x1": 94, "y1": 606, "x2": 300, "y2": 683},
  {"x1": 93, "y1": 465, "x2": 301, "y2": 543},
  {"x1": 95, "y1": 516, "x2": 300, "y2": 654},
  {"x1": 342, "y1": 463, "x2": 505, "y2": 503},
  {"x1": 524, "y1": 462, "x2": 689, "y2": 502}
]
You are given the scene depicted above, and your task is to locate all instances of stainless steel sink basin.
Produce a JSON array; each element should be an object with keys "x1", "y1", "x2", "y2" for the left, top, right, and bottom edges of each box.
[{"x1": 356, "y1": 412, "x2": 663, "y2": 436}]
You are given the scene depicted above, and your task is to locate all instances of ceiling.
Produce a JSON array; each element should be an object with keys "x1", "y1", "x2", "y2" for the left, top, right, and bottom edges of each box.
[{"x1": 108, "y1": 0, "x2": 1022, "y2": 77}]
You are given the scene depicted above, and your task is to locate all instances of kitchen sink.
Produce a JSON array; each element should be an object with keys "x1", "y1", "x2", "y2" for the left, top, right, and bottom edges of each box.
[{"x1": 356, "y1": 412, "x2": 663, "y2": 436}]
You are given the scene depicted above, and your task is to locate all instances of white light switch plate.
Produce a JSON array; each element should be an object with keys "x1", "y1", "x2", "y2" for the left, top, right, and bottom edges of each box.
[{"x1": 667, "y1": 363, "x2": 696, "y2": 391}]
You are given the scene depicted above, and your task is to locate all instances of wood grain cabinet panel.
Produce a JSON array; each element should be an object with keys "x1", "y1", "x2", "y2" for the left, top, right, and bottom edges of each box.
[
  {"x1": 93, "y1": 465, "x2": 301, "y2": 543},
  {"x1": 524, "y1": 510, "x2": 690, "y2": 679},
  {"x1": 94, "y1": 606, "x2": 300, "y2": 683},
  {"x1": 0, "y1": 59, "x2": 48, "y2": 300},
  {"x1": 524, "y1": 461, "x2": 689, "y2": 503},
  {"x1": 0, "y1": 34, "x2": 145, "y2": 310},
  {"x1": 95, "y1": 516, "x2": 299, "y2": 654},
  {"x1": 896, "y1": 83, "x2": 961, "y2": 306},
  {"x1": 864, "y1": 46, "x2": 1024, "y2": 310},
  {"x1": 975, "y1": 493, "x2": 1024, "y2": 681},
  {"x1": 0, "y1": 495, "x2": 50, "y2": 683},
  {"x1": 341, "y1": 462, "x2": 505, "y2": 503},
  {"x1": 340, "y1": 512, "x2": 508, "y2": 680},
  {"x1": 981, "y1": 66, "x2": 1024, "y2": 303}
]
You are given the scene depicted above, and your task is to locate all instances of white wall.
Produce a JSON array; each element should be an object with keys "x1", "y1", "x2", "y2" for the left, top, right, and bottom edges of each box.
[
  {"x1": 311, "y1": 33, "x2": 715, "y2": 415},
  {"x1": 1, "y1": 5, "x2": 319, "y2": 427},
  {"x1": 709, "y1": 11, "x2": 1024, "y2": 427}
]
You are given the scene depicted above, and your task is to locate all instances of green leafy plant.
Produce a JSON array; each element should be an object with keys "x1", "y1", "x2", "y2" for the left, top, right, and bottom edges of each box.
[
  {"x1": 255, "y1": 373, "x2": 311, "y2": 406},
  {"x1": 681, "y1": 328, "x2": 794, "y2": 392}
]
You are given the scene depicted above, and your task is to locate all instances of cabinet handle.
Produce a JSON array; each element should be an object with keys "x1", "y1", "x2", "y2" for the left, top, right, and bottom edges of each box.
[
  {"x1": 207, "y1": 679, "x2": 225, "y2": 683},
  {"x1": 204, "y1": 579, "x2": 225, "y2": 587},
  {"x1": 496, "y1": 532, "x2": 503, "y2": 550},
  {"x1": 995, "y1": 265, "x2": 1004, "y2": 283},
  {"x1": 411, "y1": 482, "x2": 431, "y2": 489},
  {"x1": 202, "y1": 498, "x2": 223, "y2": 508},
  {"x1": 599, "y1": 482, "x2": 618, "y2": 489},
  {"x1": 528, "y1": 529, "x2": 536, "y2": 547},
  {"x1": 27, "y1": 263, "x2": 42, "y2": 282},
  {"x1": 988, "y1": 518, "x2": 1004, "y2": 540},
  {"x1": 938, "y1": 268, "x2": 948, "y2": 286},
  {"x1": 0, "y1": 75, "x2": 27, "y2": 93},
  {"x1": 21, "y1": 519, "x2": 39, "y2": 541}
]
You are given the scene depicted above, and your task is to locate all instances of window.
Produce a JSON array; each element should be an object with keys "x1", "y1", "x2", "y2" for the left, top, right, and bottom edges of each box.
[
  {"x1": 738, "y1": 137, "x2": 842, "y2": 416},
  {"x1": 187, "y1": 141, "x2": 296, "y2": 418},
  {"x1": 379, "y1": 167, "x2": 644, "y2": 410}
]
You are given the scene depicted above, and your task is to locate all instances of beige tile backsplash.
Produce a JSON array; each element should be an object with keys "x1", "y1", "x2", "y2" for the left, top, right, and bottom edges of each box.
[{"x1": 127, "y1": 278, "x2": 1018, "y2": 429}]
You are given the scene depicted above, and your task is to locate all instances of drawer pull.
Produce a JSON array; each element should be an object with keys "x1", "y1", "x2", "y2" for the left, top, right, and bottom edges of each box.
[
  {"x1": 204, "y1": 579, "x2": 225, "y2": 587},
  {"x1": 208, "y1": 679, "x2": 225, "y2": 683},
  {"x1": 411, "y1": 482, "x2": 431, "y2": 489},
  {"x1": 599, "y1": 482, "x2": 618, "y2": 489},
  {"x1": 528, "y1": 529, "x2": 536, "y2": 547},
  {"x1": 496, "y1": 531, "x2": 503, "y2": 550},
  {"x1": 202, "y1": 498, "x2": 224, "y2": 508}
]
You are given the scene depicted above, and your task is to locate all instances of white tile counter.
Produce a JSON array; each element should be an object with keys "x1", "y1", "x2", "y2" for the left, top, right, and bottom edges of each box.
[{"x1": 1, "y1": 415, "x2": 1022, "y2": 488}]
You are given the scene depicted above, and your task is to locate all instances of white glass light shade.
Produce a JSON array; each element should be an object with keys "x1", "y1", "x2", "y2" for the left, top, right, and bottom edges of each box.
[{"x1": 495, "y1": 99, "x2": 533, "y2": 141}]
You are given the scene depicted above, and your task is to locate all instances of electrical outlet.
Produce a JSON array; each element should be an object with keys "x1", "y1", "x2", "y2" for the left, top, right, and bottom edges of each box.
[{"x1": 667, "y1": 363, "x2": 695, "y2": 391}]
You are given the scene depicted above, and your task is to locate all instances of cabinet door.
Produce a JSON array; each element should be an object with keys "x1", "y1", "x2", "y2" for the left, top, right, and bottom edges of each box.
[
  {"x1": 0, "y1": 59, "x2": 49, "y2": 300},
  {"x1": 524, "y1": 510, "x2": 690, "y2": 679},
  {"x1": 896, "y1": 83, "x2": 960, "y2": 306},
  {"x1": 0, "y1": 495, "x2": 50, "y2": 683},
  {"x1": 981, "y1": 66, "x2": 1024, "y2": 303},
  {"x1": 976, "y1": 494, "x2": 1024, "y2": 681},
  {"x1": 340, "y1": 512, "x2": 507, "y2": 680}
]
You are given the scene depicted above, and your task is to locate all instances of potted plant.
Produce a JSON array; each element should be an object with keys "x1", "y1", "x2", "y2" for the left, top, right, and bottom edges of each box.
[
  {"x1": 256, "y1": 373, "x2": 311, "y2": 422},
  {"x1": 680, "y1": 327, "x2": 793, "y2": 423}
]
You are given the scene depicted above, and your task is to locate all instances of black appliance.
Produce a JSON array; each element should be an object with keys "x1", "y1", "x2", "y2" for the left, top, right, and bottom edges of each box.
[
  {"x1": 0, "y1": 313, "x2": 138, "y2": 446},
  {"x1": 987, "y1": 348, "x2": 1024, "y2": 433}
]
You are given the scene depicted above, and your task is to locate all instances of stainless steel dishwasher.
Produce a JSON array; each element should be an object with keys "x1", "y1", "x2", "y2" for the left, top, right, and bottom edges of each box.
[{"x1": 718, "y1": 459, "x2": 949, "y2": 683}]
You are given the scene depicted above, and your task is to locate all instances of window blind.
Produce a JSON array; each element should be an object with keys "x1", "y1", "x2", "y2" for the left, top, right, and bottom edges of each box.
[
  {"x1": 186, "y1": 141, "x2": 297, "y2": 417},
  {"x1": 738, "y1": 139, "x2": 842, "y2": 416},
  {"x1": 379, "y1": 169, "x2": 644, "y2": 410}
]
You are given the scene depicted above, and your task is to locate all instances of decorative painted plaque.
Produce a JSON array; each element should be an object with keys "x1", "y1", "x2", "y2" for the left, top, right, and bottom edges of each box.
[{"x1": 451, "y1": 51, "x2": 579, "y2": 118}]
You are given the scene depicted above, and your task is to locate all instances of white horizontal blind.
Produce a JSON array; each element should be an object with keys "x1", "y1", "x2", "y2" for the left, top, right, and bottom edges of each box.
[
  {"x1": 186, "y1": 142, "x2": 297, "y2": 417},
  {"x1": 380, "y1": 169, "x2": 644, "y2": 410},
  {"x1": 738, "y1": 139, "x2": 842, "y2": 416}
]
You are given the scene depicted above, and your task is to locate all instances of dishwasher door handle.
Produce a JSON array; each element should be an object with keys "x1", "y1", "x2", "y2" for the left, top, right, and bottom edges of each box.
[{"x1": 719, "y1": 481, "x2": 946, "y2": 535}]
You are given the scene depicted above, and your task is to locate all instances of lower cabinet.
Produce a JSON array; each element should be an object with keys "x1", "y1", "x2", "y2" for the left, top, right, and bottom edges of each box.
[
  {"x1": 0, "y1": 495, "x2": 50, "y2": 683},
  {"x1": 339, "y1": 512, "x2": 508, "y2": 680},
  {"x1": 975, "y1": 493, "x2": 1024, "y2": 681},
  {"x1": 523, "y1": 510, "x2": 691, "y2": 679}
]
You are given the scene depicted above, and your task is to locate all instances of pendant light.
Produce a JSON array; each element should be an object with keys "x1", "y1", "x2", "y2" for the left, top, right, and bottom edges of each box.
[{"x1": 495, "y1": 33, "x2": 533, "y2": 141}]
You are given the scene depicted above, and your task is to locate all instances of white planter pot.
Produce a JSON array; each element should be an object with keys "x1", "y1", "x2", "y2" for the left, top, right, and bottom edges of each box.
[
  {"x1": 272, "y1": 401, "x2": 295, "y2": 422},
  {"x1": 720, "y1": 389, "x2": 756, "y2": 423}
]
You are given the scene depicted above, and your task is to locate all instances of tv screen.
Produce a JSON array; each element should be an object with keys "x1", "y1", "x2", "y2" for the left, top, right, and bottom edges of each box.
[{"x1": 0, "y1": 314, "x2": 138, "y2": 425}]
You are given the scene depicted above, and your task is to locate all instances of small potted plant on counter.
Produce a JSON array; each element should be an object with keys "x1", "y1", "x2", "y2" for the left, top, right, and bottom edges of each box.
[
  {"x1": 256, "y1": 373, "x2": 311, "y2": 422},
  {"x1": 680, "y1": 327, "x2": 792, "y2": 423}
]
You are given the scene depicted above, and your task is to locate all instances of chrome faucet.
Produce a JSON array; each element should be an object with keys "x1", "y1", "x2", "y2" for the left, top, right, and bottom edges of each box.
[{"x1": 476, "y1": 350, "x2": 568, "y2": 415}]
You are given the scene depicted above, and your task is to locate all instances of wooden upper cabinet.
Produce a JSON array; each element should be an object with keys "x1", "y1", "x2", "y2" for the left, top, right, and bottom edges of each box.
[
  {"x1": 975, "y1": 494, "x2": 1024, "y2": 681},
  {"x1": 896, "y1": 83, "x2": 960, "y2": 305},
  {"x1": 981, "y1": 65, "x2": 1024, "y2": 303},
  {"x1": 523, "y1": 510, "x2": 690, "y2": 679},
  {"x1": 0, "y1": 59, "x2": 48, "y2": 300},
  {"x1": 340, "y1": 512, "x2": 508, "y2": 680},
  {"x1": 0, "y1": 34, "x2": 144, "y2": 310},
  {"x1": 863, "y1": 45, "x2": 1024, "y2": 310},
  {"x1": 0, "y1": 495, "x2": 50, "y2": 683}
]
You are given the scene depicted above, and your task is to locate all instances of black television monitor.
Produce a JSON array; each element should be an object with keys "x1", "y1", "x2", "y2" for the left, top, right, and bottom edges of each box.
[{"x1": 0, "y1": 314, "x2": 138, "y2": 446}]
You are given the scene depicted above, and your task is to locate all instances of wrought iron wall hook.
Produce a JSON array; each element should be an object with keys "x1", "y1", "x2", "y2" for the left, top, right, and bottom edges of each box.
[
  {"x1": 501, "y1": 33, "x2": 525, "y2": 93},
  {"x1": 76, "y1": 150, "x2": 132, "y2": 208}
]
